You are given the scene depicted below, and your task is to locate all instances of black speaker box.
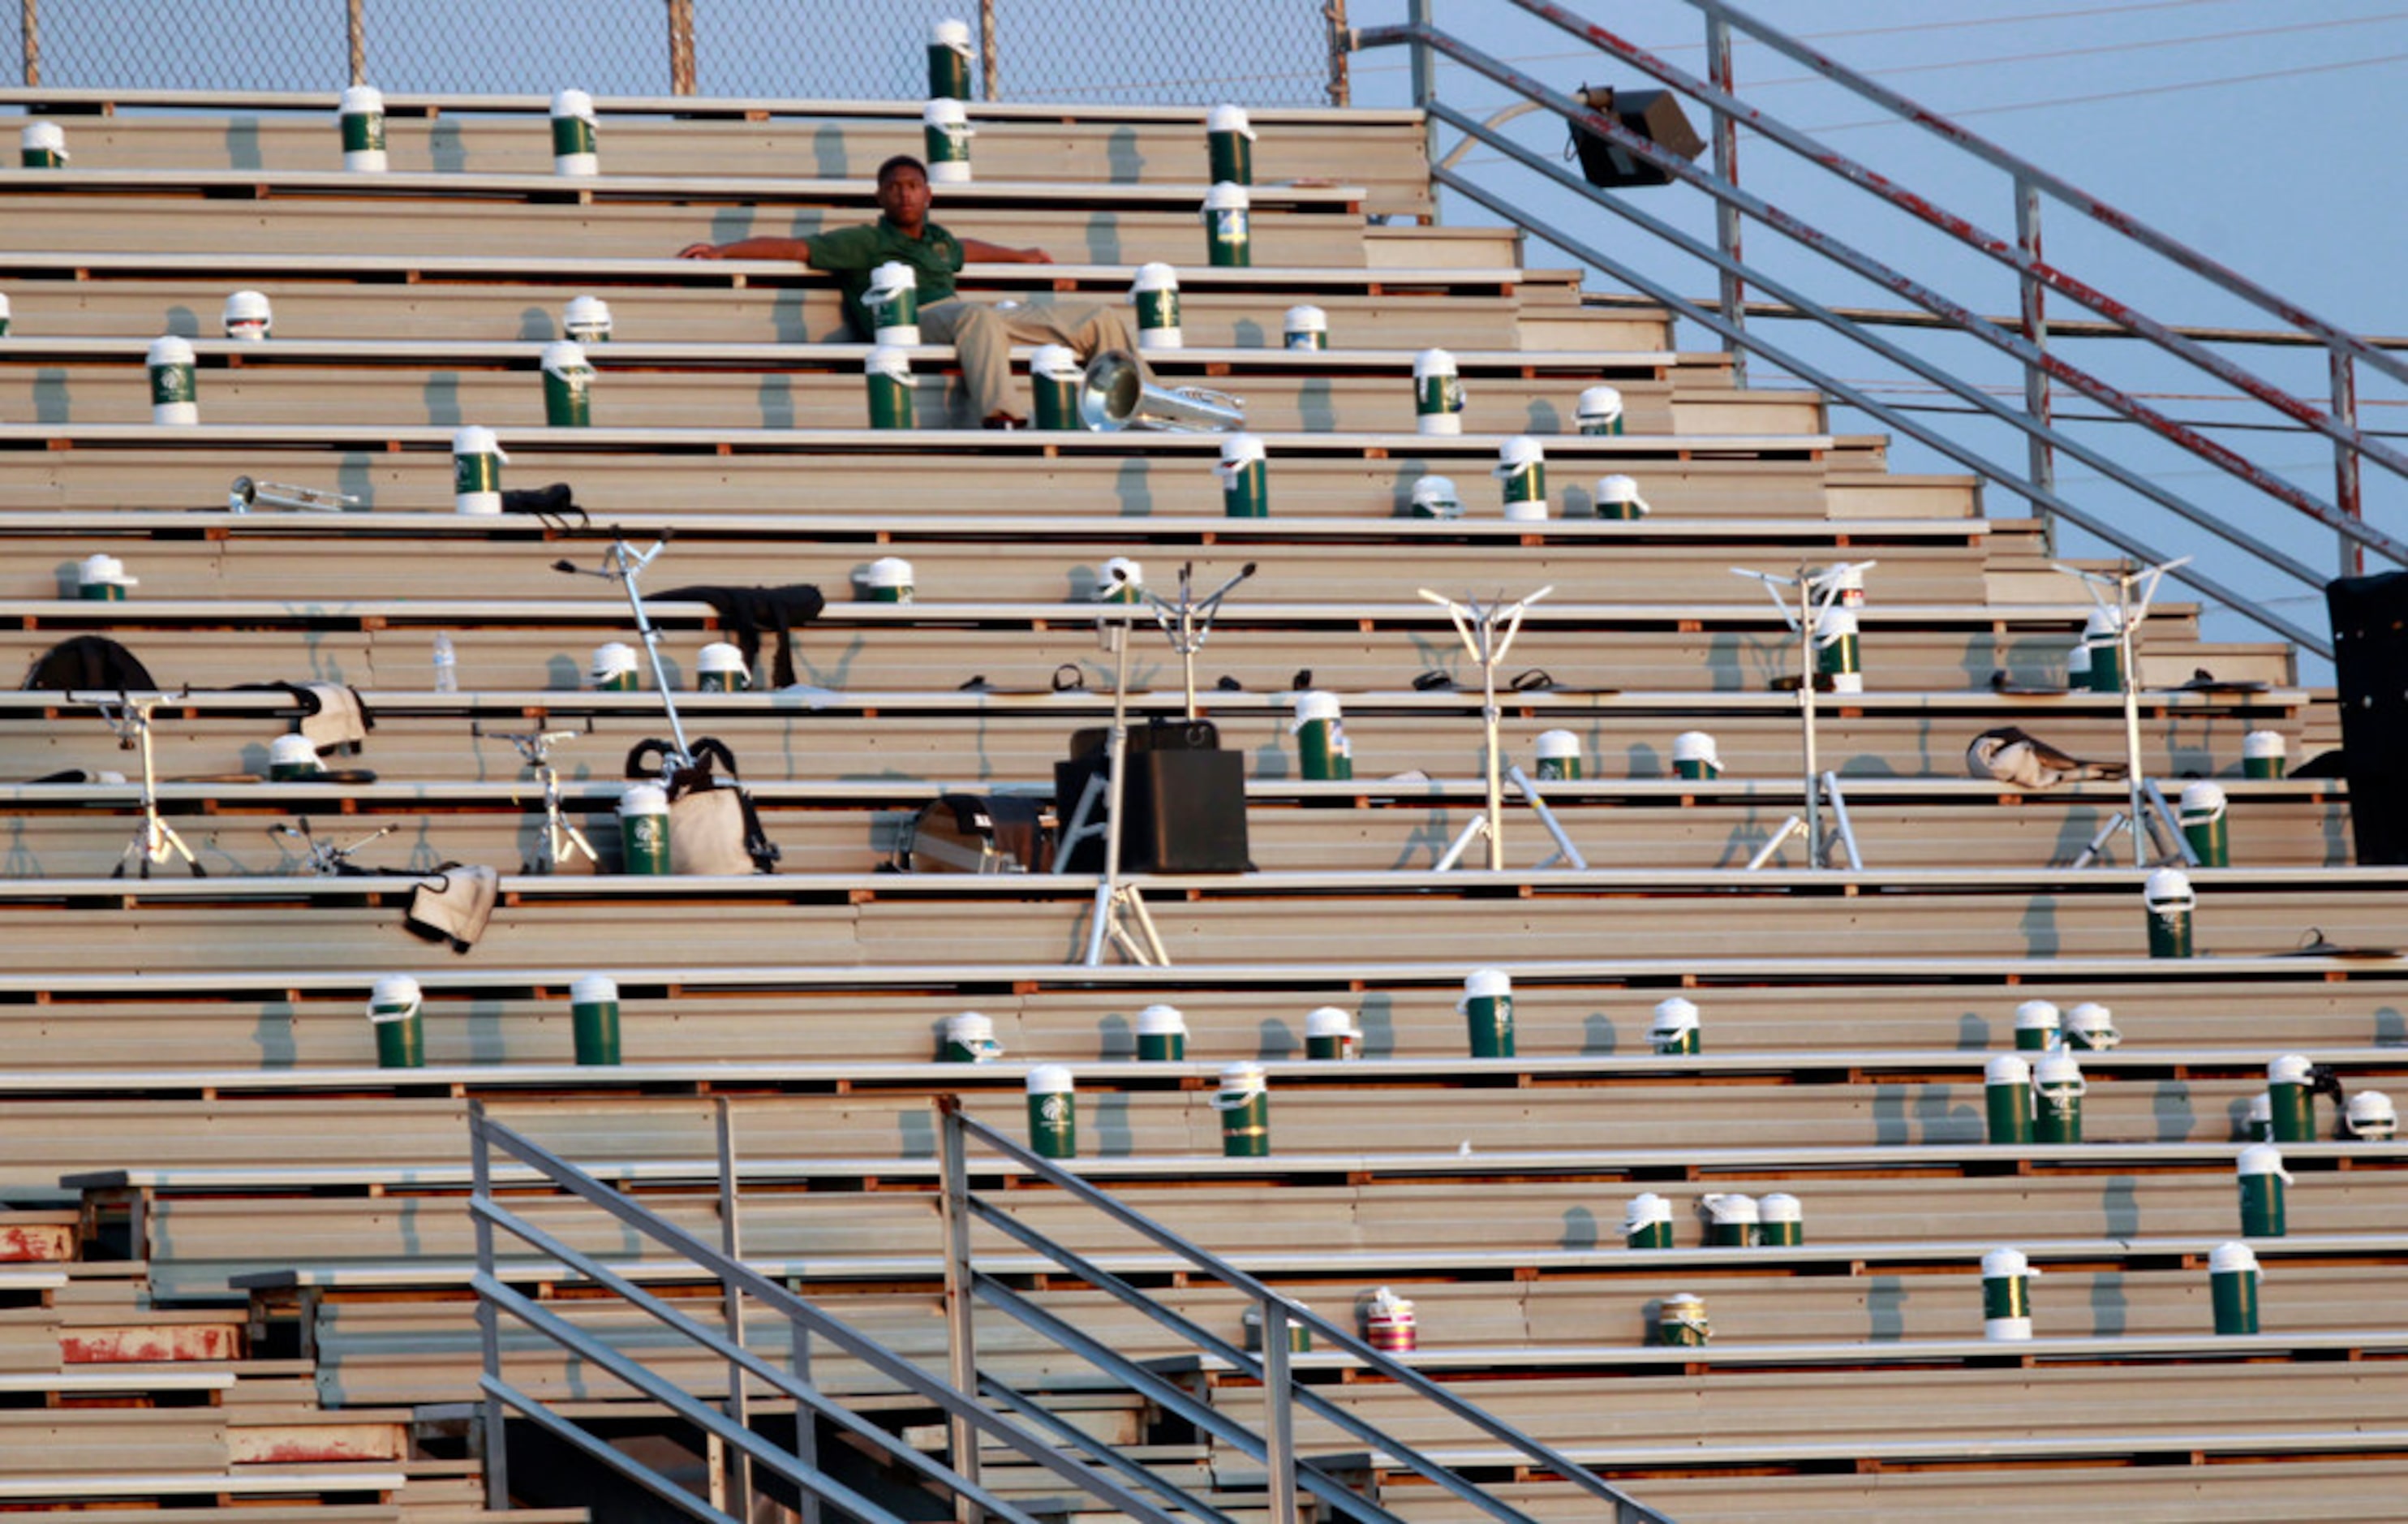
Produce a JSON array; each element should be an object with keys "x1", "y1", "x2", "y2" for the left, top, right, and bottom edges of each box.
[
  {"x1": 1056, "y1": 725, "x2": 1249, "y2": 873},
  {"x1": 1571, "y1": 86, "x2": 1705, "y2": 189},
  {"x1": 2329, "y1": 571, "x2": 2408, "y2": 864}
]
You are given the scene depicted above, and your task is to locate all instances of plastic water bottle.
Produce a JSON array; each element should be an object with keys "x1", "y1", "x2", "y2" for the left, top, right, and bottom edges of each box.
[{"x1": 432, "y1": 632, "x2": 458, "y2": 693}]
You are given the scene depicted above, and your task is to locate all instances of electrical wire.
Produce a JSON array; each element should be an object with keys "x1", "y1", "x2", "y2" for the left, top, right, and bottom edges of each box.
[
  {"x1": 1354, "y1": 0, "x2": 2290, "y2": 76},
  {"x1": 1808, "y1": 46, "x2": 2408, "y2": 131},
  {"x1": 1741, "y1": 9, "x2": 2408, "y2": 92}
]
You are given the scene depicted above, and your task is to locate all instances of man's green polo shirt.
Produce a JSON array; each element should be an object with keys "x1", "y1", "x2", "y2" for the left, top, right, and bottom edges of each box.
[{"x1": 805, "y1": 216, "x2": 964, "y2": 338}]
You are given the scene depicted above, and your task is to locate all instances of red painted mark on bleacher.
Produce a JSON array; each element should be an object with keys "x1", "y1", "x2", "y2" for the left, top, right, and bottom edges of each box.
[
  {"x1": 61, "y1": 1324, "x2": 239, "y2": 1363},
  {"x1": 0, "y1": 1224, "x2": 72, "y2": 1261}
]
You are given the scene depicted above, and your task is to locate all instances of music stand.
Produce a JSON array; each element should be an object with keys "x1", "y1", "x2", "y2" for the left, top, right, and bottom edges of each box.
[
  {"x1": 1731, "y1": 560, "x2": 1878, "y2": 871},
  {"x1": 2054, "y1": 554, "x2": 2191, "y2": 867}
]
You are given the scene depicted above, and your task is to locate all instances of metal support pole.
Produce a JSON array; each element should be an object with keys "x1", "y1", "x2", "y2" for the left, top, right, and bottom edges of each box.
[
  {"x1": 1478, "y1": 622, "x2": 1504, "y2": 870},
  {"x1": 715, "y1": 1100, "x2": 753, "y2": 1513},
  {"x1": 19, "y1": 0, "x2": 36, "y2": 88},
  {"x1": 978, "y1": 0, "x2": 1000, "y2": 101},
  {"x1": 2118, "y1": 597, "x2": 2148, "y2": 866},
  {"x1": 665, "y1": 0, "x2": 696, "y2": 95},
  {"x1": 1797, "y1": 577, "x2": 1822, "y2": 868},
  {"x1": 2333, "y1": 350, "x2": 2363, "y2": 579},
  {"x1": 935, "y1": 1101, "x2": 983, "y2": 1522},
  {"x1": 1085, "y1": 620, "x2": 1134, "y2": 966},
  {"x1": 1408, "y1": 0, "x2": 1439, "y2": 200},
  {"x1": 469, "y1": 1104, "x2": 510, "y2": 1509},
  {"x1": 2015, "y1": 176, "x2": 2055, "y2": 537},
  {"x1": 344, "y1": 0, "x2": 363, "y2": 87},
  {"x1": 1259, "y1": 1301, "x2": 1299, "y2": 1524},
  {"x1": 1706, "y1": 11, "x2": 1745, "y2": 386}
]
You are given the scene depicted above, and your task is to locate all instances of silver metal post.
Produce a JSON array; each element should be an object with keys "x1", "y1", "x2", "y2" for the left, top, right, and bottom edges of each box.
[
  {"x1": 1479, "y1": 618, "x2": 1504, "y2": 870},
  {"x1": 615, "y1": 542, "x2": 691, "y2": 766},
  {"x1": 2015, "y1": 176, "x2": 2055, "y2": 532},
  {"x1": 1260, "y1": 1300, "x2": 1298, "y2": 1523},
  {"x1": 2333, "y1": 349, "x2": 2363, "y2": 579},
  {"x1": 1706, "y1": 11, "x2": 1745, "y2": 386},
  {"x1": 1085, "y1": 618, "x2": 1135, "y2": 966},
  {"x1": 469, "y1": 1102, "x2": 510, "y2": 1509},
  {"x1": 1408, "y1": 0, "x2": 1439, "y2": 192},
  {"x1": 715, "y1": 1100, "x2": 752, "y2": 1512},
  {"x1": 936, "y1": 1101, "x2": 983, "y2": 1520}
]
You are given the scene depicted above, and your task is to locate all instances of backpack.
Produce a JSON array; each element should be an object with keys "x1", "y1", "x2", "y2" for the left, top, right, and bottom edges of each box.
[
  {"x1": 626, "y1": 736, "x2": 779, "y2": 875},
  {"x1": 22, "y1": 635, "x2": 157, "y2": 691}
]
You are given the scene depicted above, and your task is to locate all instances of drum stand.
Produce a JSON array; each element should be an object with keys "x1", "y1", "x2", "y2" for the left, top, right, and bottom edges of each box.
[
  {"x1": 83, "y1": 692, "x2": 204, "y2": 879},
  {"x1": 475, "y1": 721, "x2": 600, "y2": 873}
]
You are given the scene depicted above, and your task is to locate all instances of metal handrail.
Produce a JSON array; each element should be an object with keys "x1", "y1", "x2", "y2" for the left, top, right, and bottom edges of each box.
[
  {"x1": 464, "y1": 1103, "x2": 1188, "y2": 1524},
  {"x1": 1353, "y1": 5, "x2": 2406, "y2": 656},
  {"x1": 1408, "y1": 83, "x2": 2328, "y2": 654},
  {"x1": 1511, "y1": 0, "x2": 2408, "y2": 496},
  {"x1": 1357, "y1": 16, "x2": 2369, "y2": 654},
  {"x1": 1682, "y1": 0, "x2": 2408, "y2": 393},
  {"x1": 936, "y1": 1097, "x2": 1673, "y2": 1523}
]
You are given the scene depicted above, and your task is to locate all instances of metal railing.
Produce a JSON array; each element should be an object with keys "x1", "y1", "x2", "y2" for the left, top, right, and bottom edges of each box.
[
  {"x1": 934, "y1": 1096, "x2": 1670, "y2": 1523},
  {"x1": 465, "y1": 1098, "x2": 1667, "y2": 1522},
  {"x1": 1357, "y1": 0, "x2": 2408, "y2": 661},
  {"x1": 467, "y1": 1100, "x2": 1176, "y2": 1522}
]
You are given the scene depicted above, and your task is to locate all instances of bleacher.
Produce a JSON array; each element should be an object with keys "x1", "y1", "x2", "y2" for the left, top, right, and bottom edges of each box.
[{"x1": 0, "y1": 62, "x2": 2397, "y2": 1524}]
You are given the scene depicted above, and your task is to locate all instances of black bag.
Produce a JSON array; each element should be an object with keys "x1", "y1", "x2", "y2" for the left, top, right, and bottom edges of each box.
[
  {"x1": 626, "y1": 736, "x2": 779, "y2": 875},
  {"x1": 895, "y1": 793, "x2": 1054, "y2": 874},
  {"x1": 1054, "y1": 718, "x2": 1249, "y2": 874},
  {"x1": 22, "y1": 635, "x2": 157, "y2": 692}
]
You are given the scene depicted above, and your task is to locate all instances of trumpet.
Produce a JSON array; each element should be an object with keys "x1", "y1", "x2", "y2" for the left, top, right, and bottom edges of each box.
[
  {"x1": 228, "y1": 475, "x2": 359, "y2": 513},
  {"x1": 1077, "y1": 349, "x2": 1246, "y2": 433}
]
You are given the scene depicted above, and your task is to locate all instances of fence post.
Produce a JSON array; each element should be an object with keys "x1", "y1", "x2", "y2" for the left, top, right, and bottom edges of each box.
[
  {"x1": 468, "y1": 1102, "x2": 510, "y2": 1509},
  {"x1": 936, "y1": 1099, "x2": 984, "y2": 1519},
  {"x1": 20, "y1": 0, "x2": 37, "y2": 87},
  {"x1": 345, "y1": 0, "x2": 363, "y2": 85},
  {"x1": 2015, "y1": 174, "x2": 2056, "y2": 540},
  {"x1": 1259, "y1": 1298, "x2": 1299, "y2": 1522},
  {"x1": 1325, "y1": 0, "x2": 1352, "y2": 108},
  {"x1": 979, "y1": 0, "x2": 999, "y2": 102},
  {"x1": 2333, "y1": 349, "x2": 2363, "y2": 579},
  {"x1": 1706, "y1": 11, "x2": 1745, "y2": 386},
  {"x1": 666, "y1": 0, "x2": 695, "y2": 95},
  {"x1": 715, "y1": 1100, "x2": 754, "y2": 1513}
]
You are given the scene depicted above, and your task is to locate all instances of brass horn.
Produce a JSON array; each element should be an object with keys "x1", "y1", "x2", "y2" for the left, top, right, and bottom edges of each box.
[{"x1": 1077, "y1": 349, "x2": 1246, "y2": 433}]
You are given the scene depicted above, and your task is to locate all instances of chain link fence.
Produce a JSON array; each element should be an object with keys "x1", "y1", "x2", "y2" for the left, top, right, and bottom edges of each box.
[{"x1": 7, "y1": 1, "x2": 1347, "y2": 104}]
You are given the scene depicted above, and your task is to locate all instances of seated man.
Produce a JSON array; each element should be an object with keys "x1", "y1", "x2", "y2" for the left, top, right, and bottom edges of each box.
[{"x1": 679, "y1": 153, "x2": 1141, "y2": 428}]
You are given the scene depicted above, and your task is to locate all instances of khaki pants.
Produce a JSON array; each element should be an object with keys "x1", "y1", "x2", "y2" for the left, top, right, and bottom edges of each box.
[{"x1": 920, "y1": 297, "x2": 1143, "y2": 424}]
